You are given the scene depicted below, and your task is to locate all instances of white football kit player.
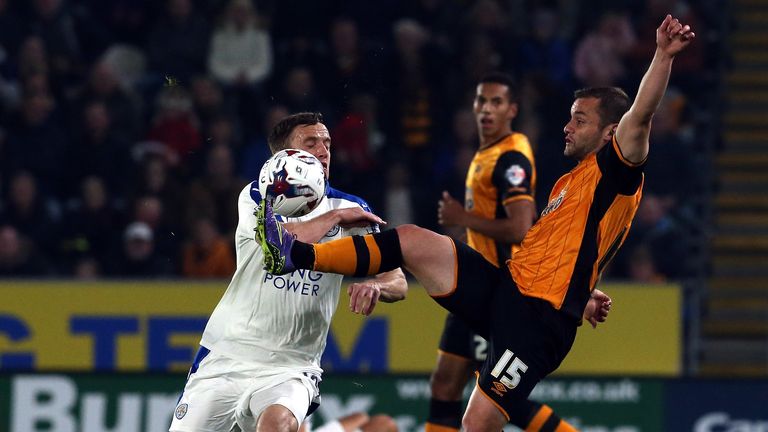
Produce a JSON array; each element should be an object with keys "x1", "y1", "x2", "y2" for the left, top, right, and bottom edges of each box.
[{"x1": 170, "y1": 181, "x2": 376, "y2": 432}]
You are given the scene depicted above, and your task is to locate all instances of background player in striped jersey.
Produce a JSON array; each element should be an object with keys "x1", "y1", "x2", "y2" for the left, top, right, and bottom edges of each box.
[
  {"x1": 428, "y1": 72, "x2": 538, "y2": 432},
  {"x1": 170, "y1": 112, "x2": 407, "y2": 432},
  {"x1": 258, "y1": 15, "x2": 693, "y2": 432}
]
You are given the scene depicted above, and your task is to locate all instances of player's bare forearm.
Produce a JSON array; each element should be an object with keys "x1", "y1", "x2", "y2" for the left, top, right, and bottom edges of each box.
[
  {"x1": 616, "y1": 15, "x2": 694, "y2": 163},
  {"x1": 375, "y1": 268, "x2": 408, "y2": 302},
  {"x1": 462, "y1": 200, "x2": 535, "y2": 244},
  {"x1": 284, "y1": 212, "x2": 343, "y2": 243},
  {"x1": 615, "y1": 50, "x2": 673, "y2": 162},
  {"x1": 632, "y1": 50, "x2": 674, "y2": 122},
  {"x1": 286, "y1": 208, "x2": 383, "y2": 243}
]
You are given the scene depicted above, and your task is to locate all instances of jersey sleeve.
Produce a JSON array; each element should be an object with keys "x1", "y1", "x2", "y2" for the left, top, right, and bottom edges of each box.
[
  {"x1": 492, "y1": 151, "x2": 535, "y2": 205},
  {"x1": 597, "y1": 135, "x2": 645, "y2": 195}
]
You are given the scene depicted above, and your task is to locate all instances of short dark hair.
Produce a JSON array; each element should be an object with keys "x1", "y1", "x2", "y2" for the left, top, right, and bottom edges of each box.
[
  {"x1": 267, "y1": 112, "x2": 324, "y2": 153},
  {"x1": 573, "y1": 87, "x2": 630, "y2": 128},
  {"x1": 478, "y1": 72, "x2": 518, "y2": 103}
]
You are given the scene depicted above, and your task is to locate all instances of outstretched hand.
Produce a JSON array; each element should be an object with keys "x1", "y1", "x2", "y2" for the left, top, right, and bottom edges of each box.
[
  {"x1": 656, "y1": 14, "x2": 695, "y2": 57},
  {"x1": 583, "y1": 289, "x2": 612, "y2": 329}
]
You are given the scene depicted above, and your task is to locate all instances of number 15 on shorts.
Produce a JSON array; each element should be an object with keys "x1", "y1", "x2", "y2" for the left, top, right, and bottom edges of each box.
[{"x1": 490, "y1": 350, "x2": 528, "y2": 390}]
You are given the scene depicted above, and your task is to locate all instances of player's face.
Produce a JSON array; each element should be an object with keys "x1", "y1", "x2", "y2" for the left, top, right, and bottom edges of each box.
[
  {"x1": 563, "y1": 97, "x2": 614, "y2": 160},
  {"x1": 473, "y1": 83, "x2": 517, "y2": 141},
  {"x1": 288, "y1": 123, "x2": 331, "y2": 178}
]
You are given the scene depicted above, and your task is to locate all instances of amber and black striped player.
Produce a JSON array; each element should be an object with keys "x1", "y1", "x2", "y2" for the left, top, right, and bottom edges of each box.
[
  {"x1": 258, "y1": 15, "x2": 695, "y2": 432},
  {"x1": 429, "y1": 72, "x2": 537, "y2": 432}
]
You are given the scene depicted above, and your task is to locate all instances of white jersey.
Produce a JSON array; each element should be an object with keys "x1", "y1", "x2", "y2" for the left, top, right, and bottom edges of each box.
[{"x1": 199, "y1": 181, "x2": 376, "y2": 375}]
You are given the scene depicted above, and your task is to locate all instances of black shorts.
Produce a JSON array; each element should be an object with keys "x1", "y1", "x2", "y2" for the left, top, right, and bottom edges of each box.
[
  {"x1": 433, "y1": 240, "x2": 578, "y2": 419},
  {"x1": 438, "y1": 313, "x2": 487, "y2": 363}
]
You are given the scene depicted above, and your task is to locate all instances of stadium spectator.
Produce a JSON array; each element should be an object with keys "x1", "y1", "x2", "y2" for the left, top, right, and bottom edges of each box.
[
  {"x1": 145, "y1": 0, "x2": 210, "y2": 85},
  {"x1": 207, "y1": 0, "x2": 272, "y2": 89},
  {"x1": 72, "y1": 255, "x2": 101, "y2": 279},
  {"x1": 184, "y1": 143, "x2": 244, "y2": 239},
  {"x1": 0, "y1": 171, "x2": 58, "y2": 258},
  {"x1": 70, "y1": 60, "x2": 143, "y2": 142},
  {"x1": 382, "y1": 18, "x2": 449, "y2": 229},
  {"x1": 122, "y1": 194, "x2": 179, "y2": 272},
  {"x1": 181, "y1": 217, "x2": 235, "y2": 278},
  {"x1": 25, "y1": 0, "x2": 88, "y2": 90},
  {"x1": 239, "y1": 103, "x2": 288, "y2": 180},
  {"x1": 146, "y1": 85, "x2": 202, "y2": 172},
  {"x1": 208, "y1": 0, "x2": 272, "y2": 132},
  {"x1": 68, "y1": 100, "x2": 135, "y2": 199},
  {"x1": 107, "y1": 221, "x2": 174, "y2": 278},
  {"x1": 0, "y1": 224, "x2": 52, "y2": 276},
  {"x1": 279, "y1": 66, "x2": 332, "y2": 122},
  {"x1": 318, "y1": 17, "x2": 382, "y2": 108},
  {"x1": 57, "y1": 176, "x2": 123, "y2": 274},
  {"x1": 5, "y1": 90, "x2": 68, "y2": 198},
  {"x1": 331, "y1": 93, "x2": 384, "y2": 211},
  {"x1": 190, "y1": 75, "x2": 236, "y2": 139},
  {"x1": 130, "y1": 154, "x2": 186, "y2": 235},
  {"x1": 573, "y1": 12, "x2": 636, "y2": 87}
]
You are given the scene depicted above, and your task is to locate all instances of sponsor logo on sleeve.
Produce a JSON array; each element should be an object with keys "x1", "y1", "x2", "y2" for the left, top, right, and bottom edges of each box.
[
  {"x1": 175, "y1": 403, "x2": 188, "y2": 420},
  {"x1": 506, "y1": 165, "x2": 526, "y2": 186}
]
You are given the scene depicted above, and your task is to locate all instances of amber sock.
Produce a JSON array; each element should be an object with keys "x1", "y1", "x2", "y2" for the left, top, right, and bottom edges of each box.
[
  {"x1": 523, "y1": 404, "x2": 577, "y2": 432},
  {"x1": 293, "y1": 229, "x2": 403, "y2": 276}
]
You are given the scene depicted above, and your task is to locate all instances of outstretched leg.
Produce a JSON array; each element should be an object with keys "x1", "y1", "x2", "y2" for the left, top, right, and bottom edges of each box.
[{"x1": 256, "y1": 200, "x2": 458, "y2": 296}]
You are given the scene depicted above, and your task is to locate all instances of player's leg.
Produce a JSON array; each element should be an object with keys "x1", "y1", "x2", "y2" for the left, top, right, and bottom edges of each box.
[
  {"x1": 427, "y1": 352, "x2": 474, "y2": 432},
  {"x1": 427, "y1": 314, "x2": 482, "y2": 432},
  {"x1": 256, "y1": 404, "x2": 300, "y2": 432},
  {"x1": 462, "y1": 385, "x2": 508, "y2": 432},
  {"x1": 257, "y1": 199, "x2": 458, "y2": 296},
  {"x1": 468, "y1": 278, "x2": 580, "y2": 431},
  {"x1": 238, "y1": 378, "x2": 318, "y2": 432},
  {"x1": 463, "y1": 390, "x2": 577, "y2": 432},
  {"x1": 170, "y1": 349, "x2": 243, "y2": 432}
]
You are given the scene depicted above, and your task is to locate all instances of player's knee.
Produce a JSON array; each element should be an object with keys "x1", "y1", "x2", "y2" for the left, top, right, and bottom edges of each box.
[
  {"x1": 257, "y1": 404, "x2": 299, "y2": 432},
  {"x1": 398, "y1": 223, "x2": 443, "y2": 246},
  {"x1": 461, "y1": 413, "x2": 494, "y2": 432}
]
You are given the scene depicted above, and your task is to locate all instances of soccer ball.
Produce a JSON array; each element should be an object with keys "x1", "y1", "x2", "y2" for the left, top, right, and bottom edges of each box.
[{"x1": 258, "y1": 149, "x2": 326, "y2": 217}]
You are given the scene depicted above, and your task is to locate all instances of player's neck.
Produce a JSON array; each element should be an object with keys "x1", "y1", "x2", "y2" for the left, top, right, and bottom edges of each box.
[{"x1": 478, "y1": 131, "x2": 512, "y2": 150}]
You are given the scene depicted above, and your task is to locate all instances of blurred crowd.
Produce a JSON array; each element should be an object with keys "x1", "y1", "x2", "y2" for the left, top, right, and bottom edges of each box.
[{"x1": 0, "y1": 0, "x2": 721, "y2": 280}]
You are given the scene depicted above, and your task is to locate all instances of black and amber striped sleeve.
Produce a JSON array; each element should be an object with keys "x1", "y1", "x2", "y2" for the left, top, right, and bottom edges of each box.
[
  {"x1": 492, "y1": 151, "x2": 534, "y2": 205},
  {"x1": 597, "y1": 135, "x2": 646, "y2": 195}
]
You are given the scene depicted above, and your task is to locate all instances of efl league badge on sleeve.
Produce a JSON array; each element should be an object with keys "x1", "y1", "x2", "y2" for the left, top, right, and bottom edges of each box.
[
  {"x1": 506, "y1": 165, "x2": 526, "y2": 186},
  {"x1": 175, "y1": 403, "x2": 189, "y2": 420}
]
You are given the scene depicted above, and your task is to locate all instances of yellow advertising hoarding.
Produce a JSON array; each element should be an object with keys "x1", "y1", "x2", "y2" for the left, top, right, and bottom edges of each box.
[{"x1": 0, "y1": 281, "x2": 680, "y2": 375}]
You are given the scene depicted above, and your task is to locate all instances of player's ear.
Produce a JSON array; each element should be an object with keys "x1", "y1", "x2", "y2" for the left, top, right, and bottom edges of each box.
[
  {"x1": 603, "y1": 124, "x2": 617, "y2": 141},
  {"x1": 507, "y1": 102, "x2": 519, "y2": 119}
]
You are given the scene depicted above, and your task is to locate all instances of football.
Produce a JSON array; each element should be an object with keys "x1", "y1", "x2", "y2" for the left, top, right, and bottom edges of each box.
[{"x1": 258, "y1": 149, "x2": 326, "y2": 217}]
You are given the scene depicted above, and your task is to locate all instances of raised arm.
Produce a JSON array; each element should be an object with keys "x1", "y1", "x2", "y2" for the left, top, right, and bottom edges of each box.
[{"x1": 615, "y1": 14, "x2": 695, "y2": 163}]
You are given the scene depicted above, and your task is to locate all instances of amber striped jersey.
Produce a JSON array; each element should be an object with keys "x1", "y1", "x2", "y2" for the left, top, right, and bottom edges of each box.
[
  {"x1": 509, "y1": 135, "x2": 644, "y2": 320},
  {"x1": 465, "y1": 132, "x2": 536, "y2": 267}
]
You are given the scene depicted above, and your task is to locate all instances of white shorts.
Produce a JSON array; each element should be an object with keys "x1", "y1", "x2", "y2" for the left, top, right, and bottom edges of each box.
[{"x1": 169, "y1": 349, "x2": 320, "y2": 432}]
